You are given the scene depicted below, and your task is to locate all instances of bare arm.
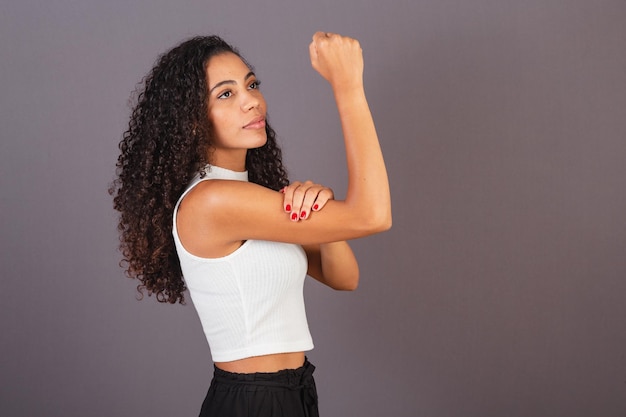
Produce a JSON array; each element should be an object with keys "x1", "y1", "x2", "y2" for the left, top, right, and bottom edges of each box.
[
  {"x1": 303, "y1": 242, "x2": 359, "y2": 290},
  {"x1": 280, "y1": 182, "x2": 359, "y2": 290},
  {"x1": 309, "y1": 33, "x2": 391, "y2": 231},
  {"x1": 177, "y1": 32, "x2": 391, "y2": 257}
]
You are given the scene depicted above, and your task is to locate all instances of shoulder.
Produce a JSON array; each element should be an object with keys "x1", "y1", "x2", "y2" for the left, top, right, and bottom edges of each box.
[
  {"x1": 177, "y1": 179, "x2": 267, "y2": 256},
  {"x1": 179, "y1": 180, "x2": 231, "y2": 221},
  {"x1": 179, "y1": 179, "x2": 281, "y2": 228},
  {"x1": 182, "y1": 179, "x2": 268, "y2": 211}
]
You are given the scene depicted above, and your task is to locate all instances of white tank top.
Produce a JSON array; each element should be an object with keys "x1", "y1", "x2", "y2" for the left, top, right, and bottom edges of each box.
[{"x1": 172, "y1": 165, "x2": 314, "y2": 362}]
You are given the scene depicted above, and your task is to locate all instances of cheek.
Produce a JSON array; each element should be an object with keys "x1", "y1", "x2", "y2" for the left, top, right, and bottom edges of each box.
[{"x1": 208, "y1": 108, "x2": 230, "y2": 134}]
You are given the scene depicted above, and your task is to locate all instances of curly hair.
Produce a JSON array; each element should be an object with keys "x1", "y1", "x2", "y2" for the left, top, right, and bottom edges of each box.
[{"x1": 110, "y1": 36, "x2": 289, "y2": 304}]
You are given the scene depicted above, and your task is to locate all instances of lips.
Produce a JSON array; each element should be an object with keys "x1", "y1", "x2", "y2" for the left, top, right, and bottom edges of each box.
[{"x1": 243, "y1": 116, "x2": 266, "y2": 129}]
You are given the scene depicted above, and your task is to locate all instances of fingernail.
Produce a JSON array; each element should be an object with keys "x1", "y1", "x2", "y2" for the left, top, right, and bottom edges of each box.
[
  {"x1": 313, "y1": 204, "x2": 319, "y2": 211},
  {"x1": 280, "y1": 187, "x2": 286, "y2": 193},
  {"x1": 285, "y1": 204, "x2": 291, "y2": 212},
  {"x1": 300, "y1": 211, "x2": 307, "y2": 219},
  {"x1": 291, "y1": 212, "x2": 298, "y2": 221}
]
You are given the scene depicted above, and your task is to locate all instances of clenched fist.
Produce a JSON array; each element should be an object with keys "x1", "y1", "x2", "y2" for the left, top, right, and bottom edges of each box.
[{"x1": 309, "y1": 32, "x2": 364, "y2": 91}]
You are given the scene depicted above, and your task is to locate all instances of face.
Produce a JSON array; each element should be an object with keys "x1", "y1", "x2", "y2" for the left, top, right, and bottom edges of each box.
[{"x1": 205, "y1": 52, "x2": 267, "y2": 169}]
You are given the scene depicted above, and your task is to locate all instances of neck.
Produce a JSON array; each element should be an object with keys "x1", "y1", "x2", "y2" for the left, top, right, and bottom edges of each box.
[{"x1": 209, "y1": 150, "x2": 247, "y2": 172}]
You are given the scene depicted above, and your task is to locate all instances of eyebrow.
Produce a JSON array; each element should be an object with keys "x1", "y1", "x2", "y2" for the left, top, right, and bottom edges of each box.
[{"x1": 209, "y1": 71, "x2": 255, "y2": 94}]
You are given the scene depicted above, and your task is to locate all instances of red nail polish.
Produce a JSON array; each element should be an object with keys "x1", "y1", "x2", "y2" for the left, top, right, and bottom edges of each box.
[
  {"x1": 300, "y1": 211, "x2": 306, "y2": 219},
  {"x1": 313, "y1": 204, "x2": 319, "y2": 211},
  {"x1": 285, "y1": 204, "x2": 291, "y2": 212},
  {"x1": 291, "y1": 212, "x2": 298, "y2": 221}
]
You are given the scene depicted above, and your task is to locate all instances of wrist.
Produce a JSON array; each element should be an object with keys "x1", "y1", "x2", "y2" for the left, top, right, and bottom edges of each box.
[
  {"x1": 331, "y1": 80, "x2": 364, "y2": 96},
  {"x1": 333, "y1": 86, "x2": 367, "y2": 112}
]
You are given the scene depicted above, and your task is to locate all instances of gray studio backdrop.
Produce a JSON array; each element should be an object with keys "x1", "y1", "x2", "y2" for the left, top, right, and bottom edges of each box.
[{"x1": 1, "y1": 0, "x2": 625, "y2": 416}]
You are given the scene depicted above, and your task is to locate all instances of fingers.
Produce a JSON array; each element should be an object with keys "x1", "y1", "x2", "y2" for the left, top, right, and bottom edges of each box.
[
  {"x1": 311, "y1": 186, "x2": 334, "y2": 212},
  {"x1": 309, "y1": 32, "x2": 363, "y2": 88},
  {"x1": 281, "y1": 181, "x2": 335, "y2": 222}
]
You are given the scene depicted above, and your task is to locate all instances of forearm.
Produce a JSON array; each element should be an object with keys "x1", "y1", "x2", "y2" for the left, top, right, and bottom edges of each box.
[{"x1": 335, "y1": 87, "x2": 391, "y2": 230}]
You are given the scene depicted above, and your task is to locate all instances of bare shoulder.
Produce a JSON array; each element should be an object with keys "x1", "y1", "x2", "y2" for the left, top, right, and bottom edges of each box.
[
  {"x1": 176, "y1": 180, "x2": 272, "y2": 257},
  {"x1": 179, "y1": 179, "x2": 229, "y2": 210},
  {"x1": 180, "y1": 179, "x2": 279, "y2": 215}
]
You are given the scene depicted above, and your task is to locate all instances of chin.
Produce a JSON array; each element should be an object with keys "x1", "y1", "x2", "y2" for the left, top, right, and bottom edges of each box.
[{"x1": 251, "y1": 136, "x2": 268, "y2": 149}]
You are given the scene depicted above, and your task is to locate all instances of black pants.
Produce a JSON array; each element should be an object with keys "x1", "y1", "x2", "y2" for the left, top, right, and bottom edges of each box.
[{"x1": 199, "y1": 358, "x2": 319, "y2": 417}]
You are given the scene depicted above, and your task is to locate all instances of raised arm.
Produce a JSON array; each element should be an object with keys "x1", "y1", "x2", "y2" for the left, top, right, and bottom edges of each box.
[
  {"x1": 307, "y1": 32, "x2": 391, "y2": 231},
  {"x1": 177, "y1": 32, "x2": 391, "y2": 257}
]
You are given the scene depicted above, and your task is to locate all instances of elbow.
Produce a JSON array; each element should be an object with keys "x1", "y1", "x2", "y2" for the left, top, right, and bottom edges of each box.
[
  {"x1": 357, "y1": 207, "x2": 392, "y2": 235},
  {"x1": 342, "y1": 273, "x2": 359, "y2": 291},
  {"x1": 333, "y1": 275, "x2": 359, "y2": 291},
  {"x1": 378, "y1": 210, "x2": 393, "y2": 232},
  {"x1": 325, "y1": 264, "x2": 359, "y2": 291},
  {"x1": 367, "y1": 201, "x2": 392, "y2": 233},
  {"x1": 340, "y1": 283, "x2": 358, "y2": 291}
]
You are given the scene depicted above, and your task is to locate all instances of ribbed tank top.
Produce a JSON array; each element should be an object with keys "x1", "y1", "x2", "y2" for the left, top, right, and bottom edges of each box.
[{"x1": 172, "y1": 165, "x2": 314, "y2": 362}]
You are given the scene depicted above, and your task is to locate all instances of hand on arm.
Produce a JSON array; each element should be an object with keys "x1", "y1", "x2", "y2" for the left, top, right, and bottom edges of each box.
[
  {"x1": 281, "y1": 180, "x2": 334, "y2": 221},
  {"x1": 282, "y1": 181, "x2": 358, "y2": 290}
]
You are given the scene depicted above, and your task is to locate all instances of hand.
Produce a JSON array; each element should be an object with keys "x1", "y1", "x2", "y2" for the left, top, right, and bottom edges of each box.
[
  {"x1": 281, "y1": 181, "x2": 335, "y2": 222},
  {"x1": 309, "y1": 32, "x2": 363, "y2": 91}
]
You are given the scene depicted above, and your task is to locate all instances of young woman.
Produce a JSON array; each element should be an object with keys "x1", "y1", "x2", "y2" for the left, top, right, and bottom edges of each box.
[{"x1": 111, "y1": 32, "x2": 391, "y2": 417}]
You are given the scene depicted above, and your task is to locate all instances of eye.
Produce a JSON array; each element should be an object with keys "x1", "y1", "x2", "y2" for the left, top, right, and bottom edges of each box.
[
  {"x1": 217, "y1": 90, "x2": 232, "y2": 99},
  {"x1": 249, "y1": 80, "x2": 261, "y2": 90}
]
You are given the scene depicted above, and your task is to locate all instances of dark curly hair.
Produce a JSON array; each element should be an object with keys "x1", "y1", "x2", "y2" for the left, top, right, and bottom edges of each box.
[{"x1": 110, "y1": 36, "x2": 289, "y2": 304}]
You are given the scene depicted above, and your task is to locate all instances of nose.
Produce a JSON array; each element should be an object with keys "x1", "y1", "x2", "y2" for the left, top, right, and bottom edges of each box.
[{"x1": 240, "y1": 89, "x2": 261, "y2": 112}]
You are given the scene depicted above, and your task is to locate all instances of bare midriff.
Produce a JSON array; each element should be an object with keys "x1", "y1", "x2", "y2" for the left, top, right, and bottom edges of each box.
[{"x1": 215, "y1": 352, "x2": 306, "y2": 374}]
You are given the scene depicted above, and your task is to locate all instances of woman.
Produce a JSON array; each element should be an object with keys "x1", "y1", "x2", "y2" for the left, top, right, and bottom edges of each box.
[{"x1": 111, "y1": 32, "x2": 391, "y2": 416}]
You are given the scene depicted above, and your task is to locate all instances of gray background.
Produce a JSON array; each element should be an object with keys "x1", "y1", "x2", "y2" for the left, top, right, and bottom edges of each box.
[{"x1": 1, "y1": 0, "x2": 625, "y2": 416}]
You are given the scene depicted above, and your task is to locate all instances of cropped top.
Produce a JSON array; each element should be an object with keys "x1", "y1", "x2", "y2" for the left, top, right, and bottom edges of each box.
[{"x1": 172, "y1": 165, "x2": 314, "y2": 362}]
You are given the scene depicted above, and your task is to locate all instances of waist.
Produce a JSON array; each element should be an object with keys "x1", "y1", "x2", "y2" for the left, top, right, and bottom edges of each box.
[
  {"x1": 215, "y1": 352, "x2": 306, "y2": 374},
  {"x1": 213, "y1": 356, "x2": 315, "y2": 388}
]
